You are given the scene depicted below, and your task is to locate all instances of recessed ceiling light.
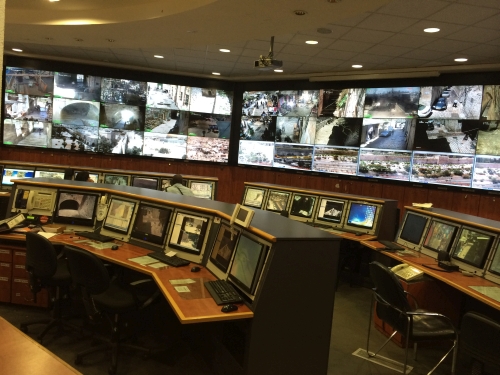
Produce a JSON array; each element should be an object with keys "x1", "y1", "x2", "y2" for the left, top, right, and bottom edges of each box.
[
  {"x1": 424, "y1": 27, "x2": 440, "y2": 33},
  {"x1": 306, "y1": 40, "x2": 318, "y2": 45},
  {"x1": 12, "y1": 48, "x2": 23, "y2": 52},
  {"x1": 107, "y1": 39, "x2": 115, "y2": 43},
  {"x1": 454, "y1": 58, "x2": 468, "y2": 62},
  {"x1": 49, "y1": 0, "x2": 60, "y2": 2},
  {"x1": 219, "y1": 49, "x2": 230, "y2": 53},
  {"x1": 212, "y1": 72, "x2": 221, "y2": 76},
  {"x1": 294, "y1": 10, "x2": 307, "y2": 16},
  {"x1": 154, "y1": 55, "x2": 164, "y2": 59},
  {"x1": 274, "y1": 69, "x2": 283, "y2": 73},
  {"x1": 352, "y1": 64, "x2": 363, "y2": 68}
]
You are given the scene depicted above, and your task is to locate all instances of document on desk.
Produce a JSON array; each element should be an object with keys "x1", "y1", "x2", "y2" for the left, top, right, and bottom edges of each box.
[
  {"x1": 36, "y1": 232, "x2": 57, "y2": 239},
  {"x1": 170, "y1": 279, "x2": 196, "y2": 285},
  {"x1": 129, "y1": 256, "x2": 160, "y2": 266},
  {"x1": 469, "y1": 286, "x2": 500, "y2": 302}
]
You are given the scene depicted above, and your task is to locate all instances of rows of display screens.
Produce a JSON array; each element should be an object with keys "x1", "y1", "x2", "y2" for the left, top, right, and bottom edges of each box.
[
  {"x1": 12, "y1": 185, "x2": 269, "y2": 301},
  {"x1": 3, "y1": 67, "x2": 232, "y2": 162},
  {"x1": 395, "y1": 210, "x2": 500, "y2": 283},
  {"x1": 0, "y1": 165, "x2": 215, "y2": 199},
  {"x1": 241, "y1": 185, "x2": 383, "y2": 236}
]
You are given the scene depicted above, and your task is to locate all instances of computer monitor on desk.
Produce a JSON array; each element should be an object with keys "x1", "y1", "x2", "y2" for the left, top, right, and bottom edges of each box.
[
  {"x1": 1, "y1": 166, "x2": 35, "y2": 189},
  {"x1": 34, "y1": 169, "x2": 65, "y2": 180},
  {"x1": 450, "y1": 226, "x2": 496, "y2": 274},
  {"x1": 314, "y1": 197, "x2": 347, "y2": 230},
  {"x1": 421, "y1": 219, "x2": 459, "y2": 258},
  {"x1": 242, "y1": 186, "x2": 267, "y2": 209},
  {"x1": 52, "y1": 190, "x2": 99, "y2": 231},
  {"x1": 103, "y1": 173, "x2": 130, "y2": 186},
  {"x1": 189, "y1": 180, "x2": 215, "y2": 200},
  {"x1": 265, "y1": 190, "x2": 291, "y2": 213},
  {"x1": 343, "y1": 201, "x2": 381, "y2": 236},
  {"x1": 288, "y1": 193, "x2": 317, "y2": 223},
  {"x1": 131, "y1": 176, "x2": 158, "y2": 190},
  {"x1": 485, "y1": 241, "x2": 500, "y2": 284},
  {"x1": 206, "y1": 222, "x2": 240, "y2": 280},
  {"x1": 99, "y1": 196, "x2": 138, "y2": 241},
  {"x1": 129, "y1": 202, "x2": 172, "y2": 251},
  {"x1": 396, "y1": 211, "x2": 430, "y2": 250}
]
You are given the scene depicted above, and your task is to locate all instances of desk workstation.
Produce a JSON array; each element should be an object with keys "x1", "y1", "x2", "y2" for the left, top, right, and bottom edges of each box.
[{"x1": 1, "y1": 177, "x2": 341, "y2": 375}]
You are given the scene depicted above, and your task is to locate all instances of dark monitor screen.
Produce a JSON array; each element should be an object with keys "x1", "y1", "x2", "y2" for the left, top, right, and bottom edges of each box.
[
  {"x1": 130, "y1": 203, "x2": 172, "y2": 246},
  {"x1": 289, "y1": 194, "x2": 316, "y2": 219},
  {"x1": 2, "y1": 168, "x2": 35, "y2": 185},
  {"x1": 316, "y1": 198, "x2": 345, "y2": 224},
  {"x1": 422, "y1": 219, "x2": 458, "y2": 253},
  {"x1": 451, "y1": 227, "x2": 495, "y2": 269},
  {"x1": 132, "y1": 177, "x2": 158, "y2": 190},
  {"x1": 53, "y1": 190, "x2": 98, "y2": 227},
  {"x1": 346, "y1": 202, "x2": 378, "y2": 230},
  {"x1": 102, "y1": 197, "x2": 137, "y2": 234},
  {"x1": 242, "y1": 187, "x2": 266, "y2": 209},
  {"x1": 104, "y1": 174, "x2": 130, "y2": 186},
  {"x1": 34, "y1": 170, "x2": 65, "y2": 179},
  {"x1": 266, "y1": 190, "x2": 290, "y2": 212},
  {"x1": 209, "y1": 223, "x2": 239, "y2": 273},
  {"x1": 228, "y1": 233, "x2": 267, "y2": 295},
  {"x1": 168, "y1": 211, "x2": 209, "y2": 255},
  {"x1": 399, "y1": 212, "x2": 429, "y2": 245},
  {"x1": 488, "y1": 242, "x2": 500, "y2": 276}
]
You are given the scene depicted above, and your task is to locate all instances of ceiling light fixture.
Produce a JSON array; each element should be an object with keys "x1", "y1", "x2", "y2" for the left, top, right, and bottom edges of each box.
[
  {"x1": 107, "y1": 39, "x2": 115, "y2": 43},
  {"x1": 454, "y1": 58, "x2": 468, "y2": 62},
  {"x1": 75, "y1": 38, "x2": 83, "y2": 42},
  {"x1": 274, "y1": 69, "x2": 283, "y2": 73},
  {"x1": 306, "y1": 40, "x2": 318, "y2": 45},
  {"x1": 424, "y1": 27, "x2": 440, "y2": 33},
  {"x1": 352, "y1": 64, "x2": 363, "y2": 68},
  {"x1": 49, "y1": 0, "x2": 60, "y2": 2},
  {"x1": 154, "y1": 55, "x2": 164, "y2": 59},
  {"x1": 294, "y1": 10, "x2": 307, "y2": 16},
  {"x1": 212, "y1": 72, "x2": 221, "y2": 76},
  {"x1": 12, "y1": 48, "x2": 23, "y2": 52},
  {"x1": 219, "y1": 49, "x2": 230, "y2": 53}
]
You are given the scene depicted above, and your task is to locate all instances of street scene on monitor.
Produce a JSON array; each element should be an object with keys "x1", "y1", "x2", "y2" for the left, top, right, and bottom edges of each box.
[
  {"x1": 318, "y1": 88, "x2": 366, "y2": 118},
  {"x1": 364, "y1": 87, "x2": 420, "y2": 118},
  {"x1": 411, "y1": 152, "x2": 474, "y2": 187},
  {"x1": 5, "y1": 67, "x2": 54, "y2": 96},
  {"x1": 312, "y1": 146, "x2": 359, "y2": 175},
  {"x1": 314, "y1": 117, "x2": 361, "y2": 146},
  {"x1": 419, "y1": 85, "x2": 483, "y2": 120},
  {"x1": 360, "y1": 118, "x2": 415, "y2": 150},
  {"x1": 414, "y1": 119, "x2": 478, "y2": 154},
  {"x1": 51, "y1": 124, "x2": 98, "y2": 151}
]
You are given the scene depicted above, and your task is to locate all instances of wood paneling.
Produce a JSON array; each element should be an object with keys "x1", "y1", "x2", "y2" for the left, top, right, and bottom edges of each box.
[
  {"x1": 451, "y1": 191, "x2": 481, "y2": 217},
  {"x1": 478, "y1": 195, "x2": 500, "y2": 221},
  {"x1": 362, "y1": 181, "x2": 383, "y2": 198},
  {"x1": 275, "y1": 172, "x2": 292, "y2": 187},
  {"x1": 402, "y1": 186, "x2": 429, "y2": 210},
  {"x1": 427, "y1": 188, "x2": 455, "y2": 211},
  {"x1": 343, "y1": 179, "x2": 364, "y2": 195}
]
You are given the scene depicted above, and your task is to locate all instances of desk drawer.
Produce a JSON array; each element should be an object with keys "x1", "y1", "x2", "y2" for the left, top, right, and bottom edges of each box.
[
  {"x1": 0, "y1": 275, "x2": 11, "y2": 303},
  {"x1": 0, "y1": 248, "x2": 13, "y2": 263},
  {"x1": 12, "y1": 264, "x2": 28, "y2": 278},
  {"x1": 12, "y1": 251, "x2": 26, "y2": 266},
  {"x1": 11, "y1": 278, "x2": 48, "y2": 308}
]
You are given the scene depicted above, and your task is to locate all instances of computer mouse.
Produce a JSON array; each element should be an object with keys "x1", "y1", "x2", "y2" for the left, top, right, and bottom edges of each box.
[
  {"x1": 221, "y1": 304, "x2": 238, "y2": 313},
  {"x1": 355, "y1": 232, "x2": 363, "y2": 236},
  {"x1": 191, "y1": 266, "x2": 201, "y2": 272},
  {"x1": 111, "y1": 245, "x2": 119, "y2": 250}
]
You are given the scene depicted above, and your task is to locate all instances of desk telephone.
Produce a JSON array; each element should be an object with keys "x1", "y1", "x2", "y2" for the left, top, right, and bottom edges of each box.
[
  {"x1": 15, "y1": 189, "x2": 55, "y2": 211},
  {"x1": 391, "y1": 263, "x2": 424, "y2": 281}
]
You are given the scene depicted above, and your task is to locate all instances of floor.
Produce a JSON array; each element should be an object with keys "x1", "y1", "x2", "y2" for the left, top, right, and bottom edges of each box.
[{"x1": 0, "y1": 280, "x2": 474, "y2": 375}]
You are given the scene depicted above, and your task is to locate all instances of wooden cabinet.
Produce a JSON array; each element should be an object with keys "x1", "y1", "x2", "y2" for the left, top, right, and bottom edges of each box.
[{"x1": 10, "y1": 248, "x2": 48, "y2": 308}]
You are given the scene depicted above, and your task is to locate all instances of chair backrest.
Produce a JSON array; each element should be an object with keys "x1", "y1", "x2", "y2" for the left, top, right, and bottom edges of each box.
[
  {"x1": 64, "y1": 246, "x2": 110, "y2": 295},
  {"x1": 461, "y1": 312, "x2": 500, "y2": 371},
  {"x1": 25, "y1": 232, "x2": 58, "y2": 279},
  {"x1": 369, "y1": 261, "x2": 412, "y2": 332}
]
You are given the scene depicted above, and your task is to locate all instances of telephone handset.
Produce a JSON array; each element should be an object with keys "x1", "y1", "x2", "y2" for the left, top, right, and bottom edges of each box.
[
  {"x1": 15, "y1": 189, "x2": 30, "y2": 209},
  {"x1": 391, "y1": 263, "x2": 424, "y2": 281}
]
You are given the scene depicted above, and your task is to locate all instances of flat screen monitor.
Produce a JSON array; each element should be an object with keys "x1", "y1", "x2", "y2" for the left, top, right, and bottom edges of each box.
[
  {"x1": 209, "y1": 223, "x2": 239, "y2": 275},
  {"x1": 344, "y1": 201, "x2": 381, "y2": 235},
  {"x1": 102, "y1": 197, "x2": 137, "y2": 235},
  {"x1": 130, "y1": 203, "x2": 172, "y2": 247},
  {"x1": 242, "y1": 187, "x2": 267, "y2": 209},
  {"x1": 34, "y1": 170, "x2": 65, "y2": 179},
  {"x1": 315, "y1": 197, "x2": 347, "y2": 229},
  {"x1": 74, "y1": 171, "x2": 99, "y2": 183},
  {"x1": 228, "y1": 232, "x2": 268, "y2": 297},
  {"x1": 266, "y1": 190, "x2": 291, "y2": 213},
  {"x1": 288, "y1": 193, "x2": 317, "y2": 222},
  {"x1": 168, "y1": 211, "x2": 209, "y2": 256},
  {"x1": 396, "y1": 211, "x2": 430, "y2": 250},
  {"x1": 2, "y1": 167, "x2": 35, "y2": 186},
  {"x1": 103, "y1": 173, "x2": 130, "y2": 186},
  {"x1": 132, "y1": 176, "x2": 158, "y2": 190},
  {"x1": 421, "y1": 219, "x2": 459, "y2": 257},
  {"x1": 53, "y1": 190, "x2": 99, "y2": 228},
  {"x1": 450, "y1": 226, "x2": 496, "y2": 273},
  {"x1": 486, "y1": 241, "x2": 500, "y2": 283},
  {"x1": 189, "y1": 180, "x2": 214, "y2": 199}
]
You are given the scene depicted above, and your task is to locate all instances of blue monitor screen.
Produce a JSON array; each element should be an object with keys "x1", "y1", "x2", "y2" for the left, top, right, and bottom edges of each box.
[
  {"x1": 346, "y1": 202, "x2": 378, "y2": 229},
  {"x1": 2, "y1": 168, "x2": 35, "y2": 185}
]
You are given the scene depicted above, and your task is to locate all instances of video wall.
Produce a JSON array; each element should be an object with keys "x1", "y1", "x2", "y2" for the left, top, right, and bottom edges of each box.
[
  {"x1": 3, "y1": 67, "x2": 233, "y2": 163},
  {"x1": 239, "y1": 86, "x2": 500, "y2": 191}
]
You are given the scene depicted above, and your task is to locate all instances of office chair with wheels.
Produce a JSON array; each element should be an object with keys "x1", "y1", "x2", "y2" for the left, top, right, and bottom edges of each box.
[
  {"x1": 460, "y1": 312, "x2": 500, "y2": 375},
  {"x1": 367, "y1": 261, "x2": 458, "y2": 375},
  {"x1": 20, "y1": 232, "x2": 74, "y2": 344},
  {"x1": 64, "y1": 246, "x2": 159, "y2": 375}
]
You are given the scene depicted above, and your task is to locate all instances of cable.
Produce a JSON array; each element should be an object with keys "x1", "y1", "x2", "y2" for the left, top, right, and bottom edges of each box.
[{"x1": 421, "y1": 263, "x2": 455, "y2": 273}]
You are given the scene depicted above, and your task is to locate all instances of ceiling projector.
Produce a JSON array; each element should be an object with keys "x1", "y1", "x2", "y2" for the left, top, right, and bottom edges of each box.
[{"x1": 254, "y1": 36, "x2": 283, "y2": 70}]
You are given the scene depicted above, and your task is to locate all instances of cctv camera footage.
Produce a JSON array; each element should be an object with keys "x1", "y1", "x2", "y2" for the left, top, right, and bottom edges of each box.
[
  {"x1": 358, "y1": 149, "x2": 412, "y2": 181},
  {"x1": 4, "y1": 93, "x2": 52, "y2": 123},
  {"x1": 52, "y1": 98, "x2": 100, "y2": 127},
  {"x1": 5, "y1": 67, "x2": 54, "y2": 96},
  {"x1": 51, "y1": 124, "x2": 98, "y2": 152},
  {"x1": 413, "y1": 119, "x2": 478, "y2": 154},
  {"x1": 312, "y1": 146, "x2": 359, "y2": 175},
  {"x1": 419, "y1": 86, "x2": 483, "y2": 120},
  {"x1": 98, "y1": 129, "x2": 144, "y2": 155},
  {"x1": 146, "y1": 82, "x2": 179, "y2": 110},
  {"x1": 364, "y1": 87, "x2": 420, "y2": 118},
  {"x1": 314, "y1": 117, "x2": 362, "y2": 146},
  {"x1": 481, "y1": 85, "x2": 500, "y2": 120},
  {"x1": 142, "y1": 133, "x2": 187, "y2": 159},
  {"x1": 276, "y1": 116, "x2": 316, "y2": 144},
  {"x1": 54, "y1": 72, "x2": 101, "y2": 101},
  {"x1": 238, "y1": 140, "x2": 274, "y2": 167},
  {"x1": 472, "y1": 156, "x2": 500, "y2": 191},
  {"x1": 99, "y1": 103, "x2": 145, "y2": 130},
  {"x1": 360, "y1": 118, "x2": 415, "y2": 150},
  {"x1": 3, "y1": 119, "x2": 51, "y2": 148},
  {"x1": 411, "y1": 152, "x2": 474, "y2": 187},
  {"x1": 318, "y1": 88, "x2": 366, "y2": 118},
  {"x1": 273, "y1": 143, "x2": 313, "y2": 170},
  {"x1": 277, "y1": 90, "x2": 319, "y2": 117},
  {"x1": 100, "y1": 78, "x2": 147, "y2": 106}
]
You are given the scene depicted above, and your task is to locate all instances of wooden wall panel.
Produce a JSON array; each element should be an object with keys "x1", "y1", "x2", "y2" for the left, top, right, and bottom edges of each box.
[
  {"x1": 450, "y1": 191, "x2": 481, "y2": 217},
  {"x1": 362, "y1": 181, "x2": 383, "y2": 198},
  {"x1": 427, "y1": 188, "x2": 456, "y2": 211},
  {"x1": 402, "y1": 186, "x2": 429, "y2": 211},
  {"x1": 478, "y1": 195, "x2": 500, "y2": 221},
  {"x1": 245, "y1": 168, "x2": 275, "y2": 185},
  {"x1": 275, "y1": 172, "x2": 292, "y2": 187},
  {"x1": 323, "y1": 177, "x2": 345, "y2": 195},
  {"x1": 343, "y1": 179, "x2": 364, "y2": 195},
  {"x1": 304, "y1": 175, "x2": 326, "y2": 191}
]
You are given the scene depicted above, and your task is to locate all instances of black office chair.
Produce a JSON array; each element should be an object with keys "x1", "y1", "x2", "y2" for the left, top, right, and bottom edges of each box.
[
  {"x1": 460, "y1": 311, "x2": 500, "y2": 375},
  {"x1": 20, "y1": 232, "x2": 73, "y2": 343},
  {"x1": 367, "y1": 261, "x2": 458, "y2": 375},
  {"x1": 64, "y1": 246, "x2": 159, "y2": 375}
]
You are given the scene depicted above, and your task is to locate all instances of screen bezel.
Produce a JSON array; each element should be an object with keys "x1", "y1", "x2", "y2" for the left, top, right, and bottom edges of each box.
[
  {"x1": 103, "y1": 173, "x2": 131, "y2": 186},
  {"x1": 131, "y1": 176, "x2": 159, "y2": 190},
  {"x1": 265, "y1": 190, "x2": 291, "y2": 213},
  {"x1": 450, "y1": 226, "x2": 496, "y2": 273},
  {"x1": 420, "y1": 218, "x2": 459, "y2": 257},
  {"x1": 314, "y1": 197, "x2": 347, "y2": 229},
  {"x1": 52, "y1": 189, "x2": 99, "y2": 228},
  {"x1": 288, "y1": 192, "x2": 318, "y2": 223},
  {"x1": 343, "y1": 200, "x2": 381, "y2": 235},
  {"x1": 242, "y1": 186, "x2": 267, "y2": 209},
  {"x1": 188, "y1": 180, "x2": 215, "y2": 199},
  {"x1": 167, "y1": 210, "x2": 210, "y2": 256},
  {"x1": 395, "y1": 211, "x2": 430, "y2": 251},
  {"x1": 1, "y1": 167, "x2": 35, "y2": 186},
  {"x1": 130, "y1": 202, "x2": 172, "y2": 247},
  {"x1": 208, "y1": 222, "x2": 240, "y2": 275},
  {"x1": 102, "y1": 196, "x2": 138, "y2": 235}
]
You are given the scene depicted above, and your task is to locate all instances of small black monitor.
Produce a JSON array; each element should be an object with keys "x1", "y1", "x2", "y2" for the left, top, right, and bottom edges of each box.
[
  {"x1": 396, "y1": 211, "x2": 430, "y2": 250},
  {"x1": 344, "y1": 201, "x2": 381, "y2": 235},
  {"x1": 421, "y1": 219, "x2": 459, "y2": 257},
  {"x1": 168, "y1": 211, "x2": 209, "y2": 255},
  {"x1": 130, "y1": 203, "x2": 172, "y2": 247},
  {"x1": 53, "y1": 190, "x2": 99, "y2": 228},
  {"x1": 209, "y1": 223, "x2": 239, "y2": 274},
  {"x1": 450, "y1": 226, "x2": 496, "y2": 273},
  {"x1": 266, "y1": 190, "x2": 291, "y2": 212},
  {"x1": 132, "y1": 176, "x2": 158, "y2": 190},
  {"x1": 242, "y1": 187, "x2": 267, "y2": 209},
  {"x1": 103, "y1": 173, "x2": 130, "y2": 186},
  {"x1": 315, "y1": 197, "x2": 346, "y2": 229},
  {"x1": 288, "y1": 193, "x2": 317, "y2": 222},
  {"x1": 228, "y1": 232, "x2": 268, "y2": 296}
]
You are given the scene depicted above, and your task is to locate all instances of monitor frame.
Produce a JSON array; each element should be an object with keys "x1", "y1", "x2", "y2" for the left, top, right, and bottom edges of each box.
[
  {"x1": 1, "y1": 166, "x2": 35, "y2": 188},
  {"x1": 395, "y1": 211, "x2": 431, "y2": 251},
  {"x1": 484, "y1": 238, "x2": 500, "y2": 284},
  {"x1": 420, "y1": 218, "x2": 459, "y2": 258},
  {"x1": 230, "y1": 203, "x2": 255, "y2": 228},
  {"x1": 288, "y1": 192, "x2": 318, "y2": 223},
  {"x1": 242, "y1": 186, "x2": 268, "y2": 209},
  {"x1": 131, "y1": 176, "x2": 159, "y2": 190},
  {"x1": 103, "y1": 173, "x2": 131, "y2": 186},
  {"x1": 206, "y1": 221, "x2": 240, "y2": 280},
  {"x1": 188, "y1": 180, "x2": 215, "y2": 200},
  {"x1": 314, "y1": 197, "x2": 348, "y2": 230},
  {"x1": 449, "y1": 225, "x2": 497, "y2": 275},
  {"x1": 99, "y1": 195, "x2": 139, "y2": 241},
  {"x1": 52, "y1": 189, "x2": 99, "y2": 230},
  {"x1": 34, "y1": 169, "x2": 66, "y2": 180},
  {"x1": 265, "y1": 190, "x2": 291, "y2": 213},
  {"x1": 343, "y1": 200, "x2": 382, "y2": 236},
  {"x1": 129, "y1": 202, "x2": 173, "y2": 251}
]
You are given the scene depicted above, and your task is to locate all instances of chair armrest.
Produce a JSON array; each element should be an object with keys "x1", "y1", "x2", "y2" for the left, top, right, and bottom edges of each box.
[
  {"x1": 404, "y1": 291, "x2": 419, "y2": 309},
  {"x1": 407, "y1": 311, "x2": 457, "y2": 330}
]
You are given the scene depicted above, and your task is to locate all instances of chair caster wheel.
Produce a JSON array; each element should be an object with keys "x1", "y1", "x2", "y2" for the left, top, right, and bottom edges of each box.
[{"x1": 74, "y1": 356, "x2": 82, "y2": 365}]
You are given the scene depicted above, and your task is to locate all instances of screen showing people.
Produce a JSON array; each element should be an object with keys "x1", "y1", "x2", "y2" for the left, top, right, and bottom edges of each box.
[
  {"x1": 316, "y1": 198, "x2": 345, "y2": 225},
  {"x1": 131, "y1": 203, "x2": 172, "y2": 246},
  {"x1": 346, "y1": 202, "x2": 378, "y2": 230},
  {"x1": 451, "y1": 227, "x2": 495, "y2": 268},
  {"x1": 423, "y1": 220, "x2": 458, "y2": 253},
  {"x1": 399, "y1": 213, "x2": 429, "y2": 246},
  {"x1": 169, "y1": 212, "x2": 209, "y2": 254},
  {"x1": 243, "y1": 187, "x2": 266, "y2": 208},
  {"x1": 104, "y1": 174, "x2": 130, "y2": 186},
  {"x1": 210, "y1": 223, "x2": 239, "y2": 273},
  {"x1": 289, "y1": 194, "x2": 316, "y2": 219},
  {"x1": 53, "y1": 191, "x2": 98, "y2": 226},
  {"x1": 103, "y1": 198, "x2": 137, "y2": 234},
  {"x1": 228, "y1": 233, "x2": 267, "y2": 295}
]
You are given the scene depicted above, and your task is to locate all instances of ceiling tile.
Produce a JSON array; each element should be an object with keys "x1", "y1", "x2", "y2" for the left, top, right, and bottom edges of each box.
[
  {"x1": 352, "y1": 53, "x2": 394, "y2": 64},
  {"x1": 112, "y1": 48, "x2": 146, "y2": 57},
  {"x1": 458, "y1": 0, "x2": 500, "y2": 10},
  {"x1": 400, "y1": 48, "x2": 451, "y2": 61},
  {"x1": 340, "y1": 28, "x2": 394, "y2": 44},
  {"x1": 329, "y1": 13, "x2": 371, "y2": 27},
  {"x1": 297, "y1": 25, "x2": 351, "y2": 40},
  {"x1": 375, "y1": 0, "x2": 450, "y2": 18},
  {"x1": 316, "y1": 49, "x2": 357, "y2": 60},
  {"x1": 420, "y1": 38, "x2": 477, "y2": 53},
  {"x1": 446, "y1": 27, "x2": 500, "y2": 43},
  {"x1": 205, "y1": 51, "x2": 240, "y2": 62},
  {"x1": 461, "y1": 44, "x2": 500, "y2": 57},
  {"x1": 270, "y1": 53, "x2": 310, "y2": 64},
  {"x1": 280, "y1": 44, "x2": 321, "y2": 56},
  {"x1": 306, "y1": 57, "x2": 344, "y2": 68},
  {"x1": 356, "y1": 13, "x2": 420, "y2": 33},
  {"x1": 383, "y1": 57, "x2": 428, "y2": 68},
  {"x1": 326, "y1": 39, "x2": 373, "y2": 53},
  {"x1": 363, "y1": 44, "x2": 414, "y2": 57},
  {"x1": 427, "y1": 3, "x2": 496, "y2": 25},
  {"x1": 174, "y1": 49, "x2": 207, "y2": 58},
  {"x1": 381, "y1": 33, "x2": 433, "y2": 48}
]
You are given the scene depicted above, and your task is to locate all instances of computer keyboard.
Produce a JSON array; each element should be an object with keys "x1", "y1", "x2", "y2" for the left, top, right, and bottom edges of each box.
[
  {"x1": 378, "y1": 240, "x2": 405, "y2": 251},
  {"x1": 204, "y1": 280, "x2": 243, "y2": 305},
  {"x1": 75, "y1": 231, "x2": 115, "y2": 243},
  {"x1": 147, "y1": 252, "x2": 190, "y2": 267},
  {"x1": 305, "y1": 222, "x2": 332, "y2": 229}
]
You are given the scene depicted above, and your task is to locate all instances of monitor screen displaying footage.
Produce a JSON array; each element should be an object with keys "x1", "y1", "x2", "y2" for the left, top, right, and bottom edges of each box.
[
  {"x1": 130, "y1": 203, "x2": 172, "y2": 246},
  {"x1": 243, "y1": 187, "x2": 266, "y2": 209},
  {"x1": 132, "y1": 177, "x2": 158, "y2": 190},
  {"x1": 316, "y1": 198, "x2": 346, "y2": 224},
  {"x1": 266, "y1": 190, "x2": 290, "y2": 212},
  {"x1": 422, "y1": 219, "x2": 458, "y2": 253},
  {"x1": 168, "y1": 211, "x2": 209, "y2": 255},
  {"x1": 209, "y1": 223, "x2": 239, "y2": 273},
  {"x1": 53, "y1": 190, "x2": 98, "y2": 227},
  {"x1": 103, "y1": 197, "x2": 137, "y2": 234},
  {"x1": 189, "y1": 181, "x2": 214, "y2": 199},
  {"x1": 289, "y1": 193, "x2": 317, "y2": 219},
  {"x1": 34, "y1": 170, "x2": 65, "y2": 179},
  {"x1": 1, "y1": 168, "x2": 35, "y2": 185},
  {"x1": 451, "y1": 227, "x2": 495, "y2": 269},
  {"x1": 103, "y1": 174, "x2": 130, "y2": 186}
]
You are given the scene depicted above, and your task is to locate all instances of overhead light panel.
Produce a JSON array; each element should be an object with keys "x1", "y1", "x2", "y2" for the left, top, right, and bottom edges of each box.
[
  {"x1": 219, "y1": 49, "x2": 230, "y2": 53},
  {"x1": 212, "y1": 72, "x2": 221, "y2": 76},
  {"x1": 352, "y1": 64, "x2": 363, "y2": 69},
  {"x1": 424, "y1": 27, "x2": 440, "y2": 33},
  {"x1": 274, "y1": 69, "x2": 283, "y2": 73},
  {"x1": 154, "y1": 55, "x2": 164, "y2": 58},
  {"x1": 12, "y1": 48, "x2": 23, "y2": 52},
  {"x1": 454, "y1": 58, "x2": 468, "y2": 62},
  {"x1": 306, "y1": 41, "x2": 318, "y2": 45}
]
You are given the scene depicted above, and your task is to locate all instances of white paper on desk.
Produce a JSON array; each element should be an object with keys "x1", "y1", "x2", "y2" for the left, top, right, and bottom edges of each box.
[
  {"x1": 174, "y1": 286, "x2": 190, "y2": 293},
  {"x1": 36, "y1": 232, "x2": 57, "y2": 239},
  {"x1": 148, "y1": 262, "x2": 167, "y2": 269},
  {"x1": 87, "y1": 242, "x2": 116, "y2": 250},
  {"x1": 170, "y1": 279, "x2": 196, "y2": 285},
  {"x1": 128, "y1": 256, "x2": 159, "y2": 265}
]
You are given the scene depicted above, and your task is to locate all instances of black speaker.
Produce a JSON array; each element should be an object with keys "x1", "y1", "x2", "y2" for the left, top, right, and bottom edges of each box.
[{"x1": 437, "y1": 250, "x2": 451, "y2": 262}]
